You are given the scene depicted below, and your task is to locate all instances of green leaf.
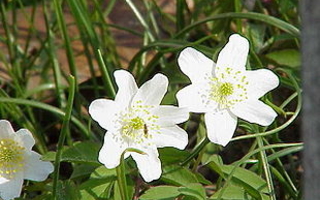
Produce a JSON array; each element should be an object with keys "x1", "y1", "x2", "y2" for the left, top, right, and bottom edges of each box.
[
  {"x1": 56, "y1": 181, "x2": 80, "y2": 200},
  {"x1": 139, "y1": 186, "x2": 180, "y2": 200},
  {"x1": 210, "y1": 184, "x2": 269, "y2": 200},
  {"x1": 70, "y1": 164, "x2": 98, "y2": 180},
  {"x1": 42, "y1": 141, "x2": 101, "y2": 164},
  {"x1": 221, "y1": 165, "x2": 268, "y2": 193},
  {"x1": 62, "y1": 141, "x2": 100, "y2": 164},
  {"x1": 79, "y1": 179, "x2": 114, "y2": 200},
  {"x1": 90, "y1": 166, "x2": 117, "y2": 179},
  {"x1": 140, "y1": 184, "x2": 207, "y2": 200},
  {"x1": 42, "y1": 151, "x2": 56, "y2": 161},
  {"x1": 208, "y1": 161, "x2": 268, "y2": 199},
  {"x1": 265, "y1": 49, "x2": 300, "y2": 68},
  {"x1": 178, "y1": 183, "x2": 207, "y2": 200},
  {"x1": 161, "y1": 165, "x2": 199, "y2": 186},
  {"x1": 247, "y1": 23, "x2": 266, "y2": 52},
  {"x1": 207, "y1": 155, "x2": 224, "y2": 177},
  {"x1": 79, "y1": 166, "x2": 118, "y2": 200},
  {"x1": 194, "y1": 172, "x2": 212, "y2": 185},
  {"x1": 159, "y1": 147, "x2": 190, "y2": 165}
]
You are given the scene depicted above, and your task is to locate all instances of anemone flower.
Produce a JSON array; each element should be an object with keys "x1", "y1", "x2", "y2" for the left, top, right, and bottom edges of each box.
[
  {"x1": 0, "y1": 120, "x2": 54, "y2": 200},
  {"x1": 176, "y1": 34, "x2": 279, "y2": 146},
  {"x1": 89, "y1": 70, "x2": 189, "y2": 182}
]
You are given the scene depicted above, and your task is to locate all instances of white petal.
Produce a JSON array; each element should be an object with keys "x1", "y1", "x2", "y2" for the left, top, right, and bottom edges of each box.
[
  {"x1": 216, "y1": 34, "x2": 249, "y2": 73},
  {"x1": 151, "y1": 106, "x2": 189, "y2": 127},
  {"x1": 0, "y1": 120, "x2": 15, "y2": 139},
  {"x1": 152, "y1": 126, "x2": 188, "y2": 150},
  {"x1": 0, "y1": 177, "x2": 9, "y2": 184},
  {"x1": 0, "y1": 172, "x2": 24, "y2": 200},
  {"x1": 132, "y1": 73, "x2": 168, "y2": 106},
  {"x1": 114, "y1": 70, "x2": 138, "y2": 107},
  {"x1": 176, "y1": 84, "x2": 210, "y2": 113},
  {"x1": 89, "y1": 99, "x2": 121, "y2": 131},
  {"x1": 245, "y1": 69, "x2": 279, "y2": 99},
  {"x1": 204, "y1": 110, "x2": 237, "y2": 146},
  {"x1": 98, "y1": 132, "x2": 127, "y2": 169},
  {"x1": 23, "y1": 151, "x2": 54, "y2": 181},
  {"x1": 14, "y1": 129, "x2": 35, "y2": 151},
  {"x1": 231, "y1": 100, "x2": 277, "y2": 126},
  {"x1": 178, "y1": 47, "x2": 215, "y2": 83},
  {"x1": 131, "y1": 147, "x2": 161, "y2": 182}
]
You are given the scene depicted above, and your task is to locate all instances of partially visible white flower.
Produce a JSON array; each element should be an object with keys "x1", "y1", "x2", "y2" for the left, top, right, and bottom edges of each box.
[
  {"x1": 176, "y1": 34, "x2": 279, "y2": 146},
  {"x1": 0, "y1": 120, "x2": 54, "y2": 200},
  {"x1": 89, "y1": 70, "x2": 189, "y2": 182}
]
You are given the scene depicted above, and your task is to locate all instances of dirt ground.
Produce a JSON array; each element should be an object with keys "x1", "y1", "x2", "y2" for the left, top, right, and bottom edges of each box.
[{"x1": 0, "y1": 0, "x2": 180, "y2": 86}]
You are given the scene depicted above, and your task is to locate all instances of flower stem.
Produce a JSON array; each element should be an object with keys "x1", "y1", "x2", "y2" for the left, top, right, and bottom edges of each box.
[
  {"x1": 52, "y1": 76, "x2": 76, "y2": 199},
  {"x1": 116, "y1": 155, "x2": 129, "y2": 200},
  {"x1": 257, "y1": 136, "x2": 276, "y2": 200},
  {"x1": 180, "y1": 137, "x2": 209, "y2": 166}
]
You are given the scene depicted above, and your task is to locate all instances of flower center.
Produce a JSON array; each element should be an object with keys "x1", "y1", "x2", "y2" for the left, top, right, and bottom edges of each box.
[
  {"x1": 208, "y1": 67, "x2": 248, "y2": 109},
  {"x1": 0, "y1": 139, "x2": 25, "y2": 179},
  {"x1": 218, "y1": 82, "x2": 234, "y2": 96},
  {"x1": 117, "y1": 101, "x2": 160, "y2": 144},
  {"x1": 122, "y1": 117, "x2": 145, "y2": 139}
]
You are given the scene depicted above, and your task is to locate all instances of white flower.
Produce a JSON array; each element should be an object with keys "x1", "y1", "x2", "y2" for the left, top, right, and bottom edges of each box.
[
  {"x1": 89, "y1": 70, "x2": 189, "y2": 182},
  {"x1": 0, "y1": 120, "x2": 54, "y2": 200},
  {"x1": 176, "y1": 34, "x2": 279, "y2": 146}
]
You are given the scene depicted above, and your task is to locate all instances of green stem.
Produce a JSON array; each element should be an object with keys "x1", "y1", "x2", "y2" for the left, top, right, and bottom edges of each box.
[
  {"x1": 174, "y1": 12, "x2": 300, "y2": 38},
  {"x1": 257, "y1": 136, "x2": 276, "y2": 200},
  {"x1": 116, "y1": 154, "x2": 129, "y2": 200},
  {"x1": 180, "y1": 137, "x2": 209, "y2": 166},
  {"x1": 97, "y1": 49, "x2": 116, "y2": 98},
  {"x1": 126, "y1": 0, "x2": 155, "y2": 41},
  {"x1": 52, "y1": 76, "x2": 76, "y2": 199},
  {"x1": 0, "y1": 97, "x2": 89, "y2": 137},
  {"x1": 216, "y1": 143, "x2": 303, "y2": 199}
]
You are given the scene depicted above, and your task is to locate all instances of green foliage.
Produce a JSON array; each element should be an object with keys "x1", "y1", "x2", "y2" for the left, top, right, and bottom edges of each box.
[
  {"x1": 0, "y1": 0, "x2": 301, "y2": 199},
  {"x1": 140, "y1": 183, "x2": 206, "y2": 200},
  {"x1": 42, "y1": 141, "x2": 101, "y2": 164},
  {"x1": 266, "y1": 49, "x2": 300, "y2": 68}
]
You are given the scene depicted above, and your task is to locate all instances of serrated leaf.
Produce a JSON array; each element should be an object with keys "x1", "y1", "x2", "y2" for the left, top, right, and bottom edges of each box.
[
  {"x1": 62, "y1": 141, "x2": 100, "y2": 164},
  {"x1": 139, "y1": 186, "x2": 180, "y2": 200},
  {"x1": 266, "y1": 49, "x2": 300, "y2": 68}
]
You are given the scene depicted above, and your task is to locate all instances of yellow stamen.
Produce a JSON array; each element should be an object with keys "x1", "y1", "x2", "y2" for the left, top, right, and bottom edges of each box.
[{"x1": 0, "y1": 139, "x2": 25, "y2": 179}]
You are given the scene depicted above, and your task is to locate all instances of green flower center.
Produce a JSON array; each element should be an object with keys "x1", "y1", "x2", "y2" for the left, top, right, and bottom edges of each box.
[
  {"x1": 122, "y1": 117, "x2": 145, "y2": 138},
  {"x1": 119, "y1": 101, "x2": 160, "y2": 144},
  {"x1": 208, "y1": 67, "x2": 249, "y2": 109},
  {"x1": 218, "y1": 82, "x2": 234, "y2": 96},
  {"x1": 0, "y1": 139, "x2": 25, "y2": 179}
]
